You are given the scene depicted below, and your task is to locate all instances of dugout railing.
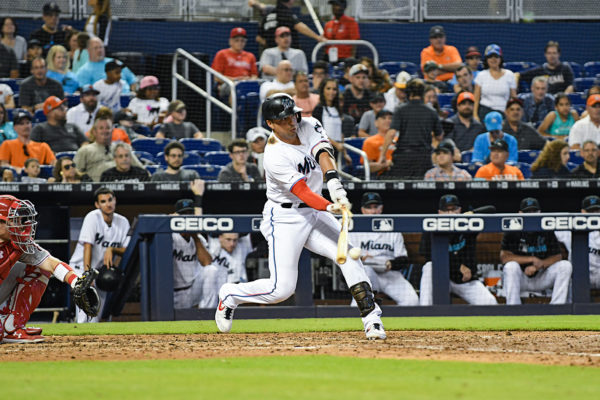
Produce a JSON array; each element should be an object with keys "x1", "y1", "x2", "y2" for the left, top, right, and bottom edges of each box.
[{"x1": 105, "y1": 213, "x2": 599, "y2": 322}]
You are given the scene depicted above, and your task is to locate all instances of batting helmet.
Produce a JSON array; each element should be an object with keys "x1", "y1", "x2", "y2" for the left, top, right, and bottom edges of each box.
[
  {"x1": 95, "y1": 265, "x2": 124, "y2": 292},
  {"x1": 262, "y1": 93, "x2": 303, "y2": 123},
  {"x1": 0, "y1": 195, "x2": 38, "y2": 254}
]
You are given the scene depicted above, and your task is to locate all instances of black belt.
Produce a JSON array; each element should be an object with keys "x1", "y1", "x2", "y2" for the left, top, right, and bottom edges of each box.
[{"x1": 281, "y1": 203, "x2": 310, "y2": 208}]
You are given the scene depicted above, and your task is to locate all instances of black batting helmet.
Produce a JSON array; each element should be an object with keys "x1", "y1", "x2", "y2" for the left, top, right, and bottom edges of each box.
[
  {"x1": 262, "y1": 93, "x2": 303, "y2": 123},
  {"x1": 95, "y1": 265, "x2": 124, "y2": 292}
]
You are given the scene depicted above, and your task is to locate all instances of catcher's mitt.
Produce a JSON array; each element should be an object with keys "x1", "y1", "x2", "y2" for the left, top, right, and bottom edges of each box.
[{"x1": 72, "y1": 269, "x2": 100, "y2": 317}]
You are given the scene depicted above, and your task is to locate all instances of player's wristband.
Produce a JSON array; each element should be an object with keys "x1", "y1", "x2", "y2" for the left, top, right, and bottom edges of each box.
[
  {"x1": 324, "y1": 170, "x2": 339, "y2": 182},
  {"x1": 194, "y1": 195, "x2": 203, "y2": 208}
]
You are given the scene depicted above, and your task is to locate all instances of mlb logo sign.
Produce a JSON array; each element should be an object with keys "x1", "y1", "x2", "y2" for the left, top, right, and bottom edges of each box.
[
  {"x1": 372, "y1": 218, "x2": 393, "y2": 232},
  {"x1": 251, "y1": 218, "x2": 262, "y2": 231},
  {"x1": 502, "y1": 217, "x2": 523, "y2": 231}
]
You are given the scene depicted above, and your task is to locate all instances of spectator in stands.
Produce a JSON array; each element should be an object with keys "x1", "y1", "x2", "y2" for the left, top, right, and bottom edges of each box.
[
  {"x1": 1, "y1": 18, "x2": 26, "y2": 61},
  {"x1": 113, "y1": 109, "x2": 145, "y2": 142},
  {"x1": 21, "y1": 158, "x2": 46, "y2": 183},
  {"x1": 292, "y1": 71, "x2": 319, "y2": 117},
  {"x1": 571, "y1": 140, "x2": 600, "y2": 178},
  {"x1": 312, "y1": 78, "x2": 349, "y2": 162},
  {"x1": 100, "y1": 142, "x2": 150, "y2": 182},
  {"x1": 530, "y1": 140, "x2": 571, "y2": 179},
  {"x1": 474, "y1": 139, "x2": 523, "y2": 181},
  {"x1": 260, "y1": 26, "x2": 307, "y2": 80},
  {"x1": 128, "y1": 76, "x2": 169, "y2": 127},
  {"x1": 383, "y1": 71, "x2": 410, "y2": 112},
  {"x1": 0, "y1": 104, "x2": 16, "y2": 143},
  {"x1": 380, "y1": 78, "x2": 443, "y2": 179},
  {"x1": 46, "y1": 45, "x2": 79, "y2": 94},
  {"x1": 424, "y1": 140, "x2": 472, "y2": 181},
  {"x1": 450, "y1": 64, "x2": 474, "y2": 94},
  {"x1": 420, "y1": 25, "x2": 462, "y2": 82},
  {"x1": 246, "y1": 127, "x2": 268, "y2": 177},
  {"x1": 85, "y1": 106, "x2": 129, "y2": 143},
  {"x1": 473, "y1": 44, "x2": 517, "y2": 121},
  {"x1": 29, "y1": 2, "x2": 72, "y2": 55},
  {"x1": 151, "y1": 141, "x2": 200, "y2": 182},
  {"x1": 337, "y1": 57, "x2": 358, "y2": 88},
  {"x1": 361, "y1": 57, "x2": 391, "y2": 93},
  {"x1": 358, "y1": 93, "x2": 385, "y2": 137},
  {"x1": 211, "y1": 27, "x2": 258, "y2": 101},
  {"x1": 448, "y1": 47, "x2": 480, "y2": 90},
  {"x1": 579, "y1": 86, "x2": 600, "y2": 119},
  {"x1": 65, "y1": 28, "x2": 79, "y2": 65},
  {"x1": 0, "y1": 81, "x2": 15, "y2": 109},
  {"x1": 423, "y1": 61, "x2": 448, "y2": 93},
  {"x1": 31, "y1": 96, "x2": 88, "y2": 153},
  {"x1": 520, "y1": 76, "x2": 555, "y2": 125},
  {"x1": 361, "y1": 110, "x2": 393, "y2": 176},
  {"x1": 19, "y1": 57, "x2": 64, "y2": 112},
  {"x1": 75, "y1": 37, "x2": 136, "y2": 89},
  {"x1": 66, "y1": 84, "x2": 100, "y2": 133},
  {"x1": 323, "y1": 0, "x2": 359, "y2": 62},
  {"x1": 257, "y1": 0, "x2": 324, "y2": 50},
  {"x1": 503, "y1": 98, "x2": 547, "y2": 151},
  {"x1": 424, "y1": 84, "x2": 447, "y2": 119},
  {"x1": 84, "y1": 0, "x2": 112, "y2": 46},
  {"x1": 218, "y1": 139, "x2": 262, "y2": 182},
  {"x1": 22, "y1": 39, "x2": 43, "y2": 77},
  {"x1": 0, "y1": 166, "x2": 14, "y2": 182},
  {"x1": 0, "y1": 109, "x2": 55, "y2": 171},
  {"x1": 259, "y1": 60, "x2": 296, "y2": 103},
  {"x1": 516, "y1": 41, "x2": 574, "y2": 94},
  {"x1": 0, "y1": 39, "x2": 18, "y2": 78},
  {"x1": 445, "y1": 92, "x2": 485, "y2": 152},
  {"x1": 342, "y1": 64, "x2": 372, "y2": 124},
  {"x1": 93, "y1": 59, "x2": 129, "y2": 113},
  {"x1": 48, "y1": 156, "x2": 90, "y2": 182},
  {"x1": 538, "y1": 93, "x2": 578, "y2": 138},
  {"x1": 310, "y1": 60, "x2": 329, "y2": 93},
  {"x1": 472, "y1": 111, "x2": 518, "y2": 164},
  {"x1": 71, "y1": 32, "x2": 90, "y2": 74},
  {"x1": 568, "y1": 95, "x2": 600, "y2": 150},
  {"x1": 156, "y1": 100, "x2": 203, "y2": 139}
]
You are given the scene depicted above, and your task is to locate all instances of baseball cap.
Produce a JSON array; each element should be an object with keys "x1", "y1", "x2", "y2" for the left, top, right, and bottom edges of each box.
[
  {"x1": 81, "y1": 84, "x2": 100, "y2": 96},
  {"x1": 434, "y1": 140, "x2": 454, "y2": 154},
  {"x1": 175, "y1": 198, "x2": 195, "y2": 215},
  {"x1": 43, "y1": 96, "x2": 67, "y2": 116},
  {"x1": 105, "y1": 59, "x2": 124, "y2": 73},
  {"x1": 439, "y1": 194, "x2": 460, "y2": 211},
  {"x1": 375, "y1": 110, "x2": 393, "y2": 119},
  {"x1": 246, "y1": 127, "x2": 269, "y2": 143},
  {"x1": 587, "y1": 94, "x2": 600, "y2": 107},
  {"x1": 114, "y1": 109, "x2": 137, "y2": 122},
  {"x1": 12, "y1": 109, "x2": 32, "y2": 124},
  {"x1": 582, "y1": 195, "x2": 600, "y2": 211},
  {"x1": 361, "y1": 192, "x2": 382, "y2": 207},
  {"x1": 429, "y1": 25, "x2": 445, "y2": 38},
  {"x1": 369, "y1": 93, "x2": 385, "y2": 103},
  {"x1": 484, "y1": 44, "x2": 503, "y2": 57},
  {"x1": 349, "y1": 64, "x2": 368, "y2": 77},
  {"x1": 275, "y1": 26, "x2": 291, "y2": 37},
  {"x1": 489, "y1": 138, "x2": 509, "y2": 152},
  {"x1": 230, "y1": 27, "x2": 247, "y2": 38},
  {"x1": 423, "y1": 61, "x2": 439, "y2": 73},
  {"x1": 457, "y1": 92, "x2": 475, "y2": 105},
  {"x1": 520, "y1": 197, "x2": 540, "y2": 212},
  {"x1": 394, "y1": 71, "x2": 411, "y2": 89},
  {"x1": 465, "y1": 46, "x2": 481, "y2": 58},
  {"x1": 43, "y1": 2, "x2": 61, "y2": 14},
  {"x1": 140, "y1": 75, "x2": 160, "y2": 90},
  {"x1": 168, "y1": 100, "x2": 186, "y2": 114},
  {"x1": 506, "y1": 98, "x2": 524, "y2": 109},
  {"x1": 484, "y1": 111, "x2": 503, "y2": 131},
  {"x1": 28, "y1": 39, "x2": 42, "y2": 48},
  {"x1": 328, "y1": 0, "x2": 347, "y2": 6}
]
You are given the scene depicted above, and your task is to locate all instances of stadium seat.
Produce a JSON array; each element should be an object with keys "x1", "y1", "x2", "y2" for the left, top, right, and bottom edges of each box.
[
  {"x1": 518, "y1": 150, "x2": 540, "y2": 164},
  {"x1": 567, "y1": 92, "x2": 586, "y2": 106},
  {"x1": 574, "y1": 105, "x2": 586, "y2": 115},
  {"x1": 133, "y1": 125, "x2": 152, "y2": 137},
  {"x1": 566, "y1": 161, "x2": 578, "y2": 171},
  {"x1": 66, "y1": 94, "x2": 80, "y2": 107},
  {"x1": 38, "y1": 165, "x2": 54, "y2": 179},
  {"x1": 33, "y1": 109, "x2": 46, "y2": 123},
  {"x1": 237, "y1": 92, "x2": 261, "y2": 136},
  {"x1": 131, "y1": 138, "x2": 172, "y2": 156},
  {"x1": 517, "y1": 162, "x2": 532, "y2": 179},
  {"x1": 203, "y1": 151, "x2": 231, "y2": 166},
  {"x1": 151, "y1": 124, "x2": 162, "y2": 136},
  {"x1": 583, "y1": 61, "x2": 600, "y2": 78},
  {"x1": 461, "y1": 150, "x2": 473, "y2": 163},
  {"x1": 569, "y1": 150, "x2": 584, "y2": 165},
  {"x1": 437, "y1": 93, "x2": 453, "y2": 108},
  {"x1": 378, "y1": 61, "x2": 419, "y2": 76},
  {"x1": 133, "y1": 150, "x2": 156, "y2": 164},
  {"x1": 504, "y1": 61, "x2": 538, "y2": 73},
  {"x1": 235, "y1": 80, "x2": 261, "y2": 97},
  {"x1": 180, "y1": 138, "x2": 223, "y2": 154},
  {"x1": 465, "y1": 163, "x2": 480, "y2": 177},
  {"x1": 182, "y1": 164, "x2": 223, "y2": 181},
  {"x1": 574, "y1": 77, "x2": 596, "y2": 92},
  {"x1": 55, "y1": 151, "x2": 77, "y2": 160},
  {"x1": 110, "y1": 52, "x2": 146, "y2": 76},
  {"x1": 344, "y1": 137, "x2": 366, "y2": 165},
  {"x1": 0, "y1": 78, "x2": 21, "y2": 94},
  {"x1": 566, "y1": 62, "x2": 583, "y2": 78},
  {"x1": 120, "y1": 94, "x2": 133, "y2": 108}
]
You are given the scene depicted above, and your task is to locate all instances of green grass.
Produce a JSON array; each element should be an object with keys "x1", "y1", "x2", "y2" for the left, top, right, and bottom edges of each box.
[
  {"x1": 36, "y1": 315, "x2": 600, "y2": 336},
  {"x1": 3, "y1": 356, "x2": 600, "y2": 399}
]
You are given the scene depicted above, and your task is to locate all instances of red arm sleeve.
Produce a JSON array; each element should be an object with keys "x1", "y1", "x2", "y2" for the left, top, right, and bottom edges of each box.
[{"x1": 290, "y1": 179, "x2": 332, "y2": 211}]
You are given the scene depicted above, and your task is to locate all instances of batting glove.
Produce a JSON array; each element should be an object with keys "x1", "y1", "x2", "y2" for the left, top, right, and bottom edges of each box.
[{"x1": 326, "y1": 177, "x2": 347, "y2": 204}]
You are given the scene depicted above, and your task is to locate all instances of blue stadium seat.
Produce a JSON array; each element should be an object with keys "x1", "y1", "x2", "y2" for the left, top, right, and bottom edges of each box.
[
  {"x1": 583, "y1": 61, "x2": 600, "y2": 78},
  {"x1": 235, "y1": 80, "x2": 261, "y2": 97},
  {"x1": 33, "y1": 109, "x2": 46, "y2": 123},
  {"x1": 38, "y1": 165, "x2": 54, "y2": 179},
  {"x1": 518, "y1": 150, "x2": 540, "y2": 164},
  {"x1": 441, "y1": 106, "x2": 455, "y2": 118},
  {"x1": 120, "y1": 94, "x2": 133, "y2": 108},
  {"x1": 504, "y1": 61, "x2": 538, "y2": 73},
  {"x1": 437, "y1": 93, "x2": 453, "y2": 108},
  {"x1": 573, "y1": 105, "x2": 586, "y2": 115},
  {"x1": 55, "y1": 151, "x2": 77, "y2": 160},
  {"x1": 0, "y1": 78, "x2": 21, "y2": 94},
  {"x1": 566, "y1": 161, "x2": 578, "y2": 171},
  {"x1": 567, "y1": 92, "x2": 586, "y2": 106},
  {"x1": 203, "y1": 151, "x2": 231, "y2": 166},
  {"x1": 569, "y1": 150, "x2": 584, "y2": 165},
  {"x1": 179, "y1": 138, "x2": 223, "y2": 154},
  {"x1": 566, "y1": 62, "x2": 583, "y2": 78},
  {"x1": 465, "y1": 163, "x2": 480, "y2": 177},
  {"x1": 133, "y1": 125, "x2": 152, "y2": 137},
  {"x1": 131, "y1": 138, "x2": 172, "y2": 156},
  {"x1": 517, "y1": 162, "x2": 532, "y2": 179},
  {"x1": 461, "y1": 150, "x2": 473, "y2": 163},
  {"x1": 66, "y1": 94, "x2": 80, "y2": 107},
  {"x1": 182, "y1": 164, "x2": 223, "y2": 181},
  {"x1": 378, "y1": 61, "x2": 419, "y2": 76},
  {"x1": 344, "y1": 137, "x2": 366, "y2": 165},
  {"x1": 132, "y1": 150, "x2": 156, "y2": 164},
  {"x1": 574, "y1": 77, "x2": 596, "y2": 92},
  {"x1": 151, "y1": 124, "x2": 162, "y2": 137},
  {"x1": 237, "y1": 92, "x2": 261, "y2": 136}
]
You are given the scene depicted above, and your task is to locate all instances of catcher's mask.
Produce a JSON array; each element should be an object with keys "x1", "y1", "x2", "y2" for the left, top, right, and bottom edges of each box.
[{"x1": 0, "y1": 195, "x2": 38, "y2": 254}]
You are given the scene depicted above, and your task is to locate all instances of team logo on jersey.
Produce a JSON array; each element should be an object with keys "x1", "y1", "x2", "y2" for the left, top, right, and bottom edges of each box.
[
  {"x1": 372, "y1": 218, "x2": 393, "y2": 232},
  {"x1": 94, "y1": 233, "x2": 123, "y2": 248},
  {"x1": 360, "y1": 240, "x2": 394, "y2": 252},
  {"x1": 502, "y1": 217, "x2": 523, "y2": 231},
  {"x1": 213, "y1": 255, "x2": 230, "y2": 269},
  {"x1": 173, "y1": 249, "x2": 197, "y2": 262},
  {"x1": 297, "y1": 156, "x2": 317, "y2": 174},
  {"x1": 314, "y1": 122, "x2": 323, "y2": 133}
]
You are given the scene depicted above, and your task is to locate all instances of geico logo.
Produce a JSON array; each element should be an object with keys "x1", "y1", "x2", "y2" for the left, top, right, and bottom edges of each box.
[
  {"x1": 422, "y1": 217, "x2": 484, "y2": 232},
  {"x1": 170, "y1": 217, "x2": 234, "y2": 231},
  {"x1": 541, "y1": 216, "x2": 600, "y2": 230}
]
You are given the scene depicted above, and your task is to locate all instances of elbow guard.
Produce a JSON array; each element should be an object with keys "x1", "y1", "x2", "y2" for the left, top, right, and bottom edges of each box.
[{"x1": 311, "y1": 140, "x2": 335, "y2": 162}]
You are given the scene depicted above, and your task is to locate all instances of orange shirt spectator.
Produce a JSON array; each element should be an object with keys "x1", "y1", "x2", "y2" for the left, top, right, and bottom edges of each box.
[
  {"x1": 420, "y1": 25, "x2": 462, "y2": 82},
  {"x1": 361, "y1": 110, "x2": 395, "y2": 175},
  {"x1": 85, "y1": 128, "x2": 130, "y2": 144},
  {"x1": 0, "y1": 139, "x2": 55, "y2": 167},
  {"x1": 211, "y1": 28, "x2": 258, "y2": 79},
  {"x1": 324, "y1": 12, "x2": 360, "y2": 60},
  {"x1": 474, "y1": 163, "x2": 524, "y2": 180}
]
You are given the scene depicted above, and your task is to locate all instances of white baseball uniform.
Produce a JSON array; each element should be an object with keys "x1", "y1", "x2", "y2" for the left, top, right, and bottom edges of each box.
[
  {"x1": 218, "y1": 116, "x2": 383, "y2": 330},
  {"x1": 70, "y1": 209, "x2": 130, "y2": 322},
  {"x1": 555, "y1": 230, "x2": 600, "y2": 289},
  {"x1": 348, "y1": 231, "x2": 419, "y2": 305},
  {"x1": 172, "y1": 233, "x2": 209, "y2": 309}
]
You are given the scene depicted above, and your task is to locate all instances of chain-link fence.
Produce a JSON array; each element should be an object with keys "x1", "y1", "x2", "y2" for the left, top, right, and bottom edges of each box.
[
  {"x1": 423, "y1": 0, "x2": 511, "y2": 20},
  {"x1": 518, "y1": 0, "x2": 600, "y2": 20}
]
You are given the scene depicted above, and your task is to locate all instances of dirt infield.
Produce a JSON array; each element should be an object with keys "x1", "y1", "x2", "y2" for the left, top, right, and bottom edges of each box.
[{"x1": 2, "y1": 331, "x2": 600, "y2": 366}]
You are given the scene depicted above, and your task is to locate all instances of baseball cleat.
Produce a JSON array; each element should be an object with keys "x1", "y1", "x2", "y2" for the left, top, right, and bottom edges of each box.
[
  {"x1": 2, "y1": 328, "x2": 45, "y2": 344},
  {"x1": 365, "y1": 323, "x2": 387, "y2": 340},
  {"x1": 215, "y1": 299, "x2": 235, "y2": 333},
  {"x1": 25, "y1": 326, "x2": 43, "y2": 336}
]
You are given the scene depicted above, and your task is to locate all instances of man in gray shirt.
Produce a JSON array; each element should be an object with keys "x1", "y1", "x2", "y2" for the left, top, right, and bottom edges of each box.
[
  {"x1": 31, "y1": 95, "x2": 88, "y2": 152},
  {"x1": 217, "y1": 139, "x2": 262, "y2": 182},
  {"x1": 259, "y1": 26, "x2": 308, "y2": 80},
  {"x1": 358, "y1": 93, "x2": 386, "y2": 137},
  {"x1": 156, "y1": 100, "x2": 203, "y2": 140},
  {"x1": 19, "y1": 57, "x2": 64, "y2": 112},
  {"x1": 151, "y1": 141, "x2": 200, "y2": 181}
]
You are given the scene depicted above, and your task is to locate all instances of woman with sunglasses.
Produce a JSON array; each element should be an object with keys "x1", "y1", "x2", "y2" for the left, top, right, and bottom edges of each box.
[
  {"x1": 127, "y1": 75, "x2": 169, "y2": 127},
  {"x1": 48, "y1": 156, "x2": 90, "y2": 183}
]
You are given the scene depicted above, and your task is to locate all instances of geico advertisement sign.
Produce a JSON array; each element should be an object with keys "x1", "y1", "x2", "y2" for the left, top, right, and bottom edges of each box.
[
  {"x1": 423, "y1": 217, "x2": 484, "y2": 232},
  {"x1": 170, "y1": 217, "x2": 234, "y2": 231},
  {"x1": 541, "y1": 216, "x2": 600, "y2": 230}
]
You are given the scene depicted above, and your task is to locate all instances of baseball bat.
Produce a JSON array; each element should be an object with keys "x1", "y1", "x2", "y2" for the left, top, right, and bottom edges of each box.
[
  {"x1": 464, "y1": 205, "x2": 497, "y2": 215},
  {"x1": 336, "y1": 207, "x2": 350, "y2": 264}
]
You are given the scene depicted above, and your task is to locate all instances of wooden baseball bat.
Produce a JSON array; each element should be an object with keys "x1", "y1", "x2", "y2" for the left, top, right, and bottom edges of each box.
[{"x1": 336, "y1": 207, "x2": 350, "y2": 264}]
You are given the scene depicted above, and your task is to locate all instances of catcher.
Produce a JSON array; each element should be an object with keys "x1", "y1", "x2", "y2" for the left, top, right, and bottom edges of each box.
[{"x1": 0, "y1": 195, "x2": 99, "y2": 343}]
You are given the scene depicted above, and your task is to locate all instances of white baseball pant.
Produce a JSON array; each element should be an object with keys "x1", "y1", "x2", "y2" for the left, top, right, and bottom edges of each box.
[
  {"x1": 419, "y1": 262, "x2": 497, "y2": 306},
  {"x1": 503, "y1": 260, "x2": 572, "y2": 305},
  {"x1": 592, "y1": 267, "x2": 600, "y2": 289}
]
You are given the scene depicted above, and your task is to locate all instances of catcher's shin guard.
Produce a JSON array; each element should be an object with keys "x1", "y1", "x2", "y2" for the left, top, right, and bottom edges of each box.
[
  {"x1": 349, "y1": 281, "x2": 376, "y2": 317},
  {"x1": 0, "y1": 266, "x2": 50, "y2": 334}
]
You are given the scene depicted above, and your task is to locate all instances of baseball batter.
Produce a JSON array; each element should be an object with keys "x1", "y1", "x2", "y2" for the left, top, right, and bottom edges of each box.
[
  {"x1": 215, "y1": 93, "x2": 386, "y2": 340},
  {"x1": 348, "y1": 192, "x2": 419, "y2": 306},
  {"x1": 69, "y1": 187, "x2": 130, "y2": 322}
]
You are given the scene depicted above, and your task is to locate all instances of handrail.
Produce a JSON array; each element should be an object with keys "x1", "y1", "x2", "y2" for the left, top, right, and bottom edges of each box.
[
  {"x1": 172, "y1": 48, "x2": 237, "y2": 140},
  {"x1": 311, "y1": 40, "x2": 379, "y2": 65},
  {"x1": 342, "y1": 143, "x2": 371, "y2": 181}
]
